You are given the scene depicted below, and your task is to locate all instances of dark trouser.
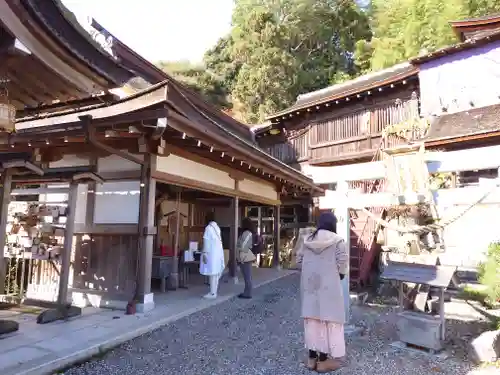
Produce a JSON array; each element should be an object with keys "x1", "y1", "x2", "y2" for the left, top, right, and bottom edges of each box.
[
  {"x1": 239, "y1": 261, "x2": 253, "y2": 297},
  {"x1": 309, "y1": 350, "x2": 328, "y2": 361}
]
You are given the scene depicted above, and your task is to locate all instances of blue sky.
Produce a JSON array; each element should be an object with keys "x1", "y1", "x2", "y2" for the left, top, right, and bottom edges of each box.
[{"x1": 61, "y1": 0, "x2": 234, "y2": 63}]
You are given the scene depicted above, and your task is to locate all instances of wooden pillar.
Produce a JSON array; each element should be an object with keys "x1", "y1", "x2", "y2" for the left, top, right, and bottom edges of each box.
[
  {"x1": 439, "y1": 287, "x2": 446, "y2": 340},
  {"x1": 0, "y1": 169, "x2": 12, "y2": 294},
  {"x1": 85, "y1": 156, "x2": 97, "y2": 226},
  {"x1": 229, "y1": 196, "x2": 239, "y2": 279},
  {"x1": 256, "y1": 206, "x2": 263, "y2": 267},
  {"x1": 293, "y1": 205, "x2": 299, "y2": 237},
  {"x1": 57, "y1": 181, "x2": 78, "y2": 306},
  {"x1": 273, "y1": 205, "x2": 281, "y2": 268},
  {"x1": 169, "y1": 189, "x2": 181, "y2": 289},
  {"x1": 136, "y1": 157, "x2": 156, "y2": 311},
  {"x1": 257, "y1": 206, "x2": 262, "y2": 235}
]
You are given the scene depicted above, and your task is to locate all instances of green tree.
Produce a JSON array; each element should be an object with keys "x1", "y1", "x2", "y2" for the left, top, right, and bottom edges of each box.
[
  {"x1": 361, "y1": 0, "x2": 500, "y2": 71},
  {"x1": 225, "y1": 0, "x2": 371, "y2": 123},
  {"x1": 156, "y1": 60, "x2": 230, "y2": 108},
  {"x1": 204, "y1": 35, "x2": 241, "y2": 95}
]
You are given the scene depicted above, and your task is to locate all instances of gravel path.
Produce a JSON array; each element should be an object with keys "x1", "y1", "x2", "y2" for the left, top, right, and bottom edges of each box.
[{"x1": 63, "y1": 274, "x2": 494, "y2": 375}]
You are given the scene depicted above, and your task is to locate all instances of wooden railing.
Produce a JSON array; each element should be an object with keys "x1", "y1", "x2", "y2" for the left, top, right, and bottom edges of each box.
[
  {"x1": 3, "y1": 255, "x2": 62, "y2": 303},
  {"x1": 310, "y1": 135, "x2": 382, "y2": 161},
  {"x1": 309, "y1": 95, "x2": 419, "y2": 163}
]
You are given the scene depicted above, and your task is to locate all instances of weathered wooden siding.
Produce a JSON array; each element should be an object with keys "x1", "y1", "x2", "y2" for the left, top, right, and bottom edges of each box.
[
  {"x1": 263, "y1": 89, "x2": 420, "y2": 165},
  {"x1": 72, "y1": 233, "x2": 138, "y2": 299},
  {"x1": 309, "y1": 93, "x2": 419, "y2": 163}
]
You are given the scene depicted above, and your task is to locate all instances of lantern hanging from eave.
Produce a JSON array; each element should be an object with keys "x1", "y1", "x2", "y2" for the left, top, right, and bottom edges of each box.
[{"x1": 0, "y1": 79, "x2": 16, "y2": 133}]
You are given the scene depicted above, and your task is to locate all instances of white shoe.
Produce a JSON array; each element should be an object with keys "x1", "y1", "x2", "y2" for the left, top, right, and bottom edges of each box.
[{"x1": 203, "y1": 293, "x2": 217, "y2": 299}]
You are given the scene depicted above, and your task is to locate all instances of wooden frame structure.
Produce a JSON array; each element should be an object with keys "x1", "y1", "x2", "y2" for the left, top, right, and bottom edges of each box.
[
  {"x1": 3, "y1": 80, "x2": 320, "y2": 312},
  {"x1": 0, "y1": 0, "x2": 320, "y2": 317}
]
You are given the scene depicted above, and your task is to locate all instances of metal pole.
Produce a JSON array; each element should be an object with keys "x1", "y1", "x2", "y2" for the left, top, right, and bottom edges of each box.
[
  {"x1": 0, "y1": 169, "x2": 12, "y2": 294},
  {"x1": 57, "y1": 181, "x2": 78, "y2": 306}
]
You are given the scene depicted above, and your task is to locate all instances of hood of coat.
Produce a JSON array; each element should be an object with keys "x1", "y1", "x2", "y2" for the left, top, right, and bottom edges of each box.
[{"x1": 303, "y1": 229, "x2": 343, "y2": 254}]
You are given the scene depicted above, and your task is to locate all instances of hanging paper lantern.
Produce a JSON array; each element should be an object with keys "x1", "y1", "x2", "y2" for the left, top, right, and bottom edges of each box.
[{"x1": 0, "y1": 84, "x2": 15, "y2": 133}]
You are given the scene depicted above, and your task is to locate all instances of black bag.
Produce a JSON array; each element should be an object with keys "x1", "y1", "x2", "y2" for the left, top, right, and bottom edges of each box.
[{"x1": 252, "y1": 233, "x2": 264, "y2": 255}]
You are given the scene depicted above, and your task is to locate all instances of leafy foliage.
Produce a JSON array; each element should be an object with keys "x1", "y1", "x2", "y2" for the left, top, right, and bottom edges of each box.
[
  {"x1": 156, "y1": 60, "x2": 230, "y2": 109},
  {"x1": 360, "y1": 0, "x2": 500, "y2": 71},
  {"x1": 204, "y1": 35, "x2": 241, "y2": 95},
  {"x1": 157, "y1": 0, "x2": 500, "y2": 123},
  {"x1": 226, "y1": 0, "x2": 371, "y2": 123},
  {"x1": 479, "y1": 242, "x2": 500, "y2": 306}
]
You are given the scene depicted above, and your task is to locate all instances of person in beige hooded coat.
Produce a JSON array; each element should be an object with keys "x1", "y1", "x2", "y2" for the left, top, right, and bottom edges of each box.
[{"x1": 296, "y1": 211, "x2": 348, "y2": 373}]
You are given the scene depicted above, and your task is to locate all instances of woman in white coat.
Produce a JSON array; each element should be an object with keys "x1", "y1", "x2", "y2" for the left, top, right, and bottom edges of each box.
[{"x1": 200, "y1": 212, "x2": 225, "y2": 299}]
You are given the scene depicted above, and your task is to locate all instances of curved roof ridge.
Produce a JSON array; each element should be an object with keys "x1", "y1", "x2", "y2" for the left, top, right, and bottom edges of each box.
[{"x1": 296, "y1": 62, "x2": 412, "y2": 106}]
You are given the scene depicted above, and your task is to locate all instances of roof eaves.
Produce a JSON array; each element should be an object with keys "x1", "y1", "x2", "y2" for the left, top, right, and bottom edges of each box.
[
  {"x1": 171, "y1": 87, "x2": 319, "y2": 189},
  {"x1": 449, "y1": 13, "x2": 500, "y2": 27},
  {"x1": 425, "y1": 129, "x2": 500, "y2": 146},
  {"x1": 266, "y1": 65, "x2": 418, "y2": 120},
  {"x1": 410, "y1": 29, "x2": 500, "y2": 64}
]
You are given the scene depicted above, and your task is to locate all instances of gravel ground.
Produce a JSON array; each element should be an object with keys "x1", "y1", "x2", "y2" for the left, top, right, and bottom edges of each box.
[{"x1": 62, "y1": 274, "x2": 496, "y2": 375}]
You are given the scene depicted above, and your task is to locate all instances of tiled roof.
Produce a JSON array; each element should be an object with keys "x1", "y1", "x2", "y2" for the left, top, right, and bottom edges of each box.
[
  {"x1": 267, "y1": 63, "x2": 417, "y2": 119},
  {"x1": 426, "y1": 104, "x2": 500, "y2": 141}
]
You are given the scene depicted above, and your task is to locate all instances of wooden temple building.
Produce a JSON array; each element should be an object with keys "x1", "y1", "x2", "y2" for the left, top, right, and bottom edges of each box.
[
  {"x1": 0, "y1": 0, "x2": 321, "y2": 321},
  {"x1": 255, "y1": 62, "x2": 421, "y2": 287},
  {"x1": 255, "y1": 13, "x2": 500, "y2": 287}
]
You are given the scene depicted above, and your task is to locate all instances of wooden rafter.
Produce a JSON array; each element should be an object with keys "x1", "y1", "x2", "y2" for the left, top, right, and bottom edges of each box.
[{"x1": 10, "y1": 81, "x2": 320, "y2": 194}]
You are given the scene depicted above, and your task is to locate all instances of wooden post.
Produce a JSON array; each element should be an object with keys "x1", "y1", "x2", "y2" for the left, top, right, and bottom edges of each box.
[
  {"x1": 439, "y1": 287, "x2": 446, "y2": 340},
  {"x1": 308, "y1": 203, "x2": 313, "y2": 224},
  {"x1": 257, "y1": 206, "x2": 263, "y2": 267},
  {"x1": 257, "y1": 206, "x2": 262, "y2": 235},
  {"x1": 136, "y1": 157, "x2": 156, "y2": 310},
  {"x1": 229, "y1": 196, "x2": 239, "y2": 280},
  {"x1": 273, "y1": 205, "x2": 281, "y2": 268},
  {"x1": 0, "y1": 169, "x2": 12, "y2": 294},
  {"x1": 169, "y1": 189, "x2": 181, "y2": 289},
  {"x1": 57, "y1": 181, "x2": 77, "y2": 306},
  {"x1": 85, "y1": 156, "x2": 97, "y2": 226},
  {"x1": 399, "y1": 282, "x2": 405, "y2": 313}
]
